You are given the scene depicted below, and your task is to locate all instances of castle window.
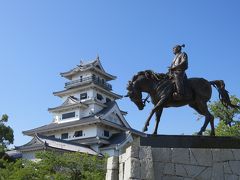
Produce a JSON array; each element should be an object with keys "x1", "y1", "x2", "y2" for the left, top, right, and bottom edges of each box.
[
  {"x1": 48, "y1": 135, "x2": 55, "y2": 139},
  {"x1": 62, "y1": 112, "x2": 75, "y2": 120},
  {"x1": 61, "y1": 133, "x2": 68, "y2": 139},
  {"x1": 104, "y1": 130, "x2": 110, "y2": 137},
  {"x1": 74, "y1": 130, "x2": 83, "y2": 137},
  {"x1": 80, "y1": 93, "x2": 87, "y2": 100},
  {"x1": 97, "y1": 93, "x2": 103, "y2": 101}
]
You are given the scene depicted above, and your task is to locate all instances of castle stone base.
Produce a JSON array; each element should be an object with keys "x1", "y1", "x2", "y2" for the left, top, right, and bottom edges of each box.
[{"x1": 106, "y1": 135, "x2": 240, "y2": 180}]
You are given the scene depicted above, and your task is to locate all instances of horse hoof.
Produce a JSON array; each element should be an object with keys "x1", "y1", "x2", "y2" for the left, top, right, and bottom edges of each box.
[
  {"x1": 210, "y1": 132, "x2": 215, "y2": 136},
  {"x1": 197, "y1": 132, "x2": 202, "y2": 136}
]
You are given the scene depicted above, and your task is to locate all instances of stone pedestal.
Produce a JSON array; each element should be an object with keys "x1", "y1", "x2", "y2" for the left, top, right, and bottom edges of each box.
[
  {"x1": 106, "y1": 156, "x2": 119, "y2": 180},
  {"x1": 106, "y1": 135, "x2": 240, "y2": 180}
]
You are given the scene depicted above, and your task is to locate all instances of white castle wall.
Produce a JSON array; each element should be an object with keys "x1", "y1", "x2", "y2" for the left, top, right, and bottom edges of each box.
[
  {"x1": 22, "y1": 151, "x2": 37, "y2": 160},
  {"x1": 45, "y1": 125, "x2": 98, "y2": 140},
  {"x1": 71, "y1": 72, "x2": 91, "y2": 81}
]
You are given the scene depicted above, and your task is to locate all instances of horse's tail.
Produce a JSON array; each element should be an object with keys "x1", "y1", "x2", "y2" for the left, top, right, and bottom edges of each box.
[{"x1": 210, "y1": 80, "x2": 239, "y2": 109}]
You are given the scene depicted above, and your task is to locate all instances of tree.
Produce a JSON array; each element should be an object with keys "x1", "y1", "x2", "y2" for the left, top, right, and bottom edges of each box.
[
  {"x1": 198, "y1": 96, "x2": 240, "y2": 136},
  {"x1": 35, "y1": 151, "x2": 107, "y2": 180},
  {"x1": 215, "y1": 120, "x2": 240, "y2": 136},
  {"x1": 0, "y1": 114, "x2": 14, "y2": 155},
  {"x1": 0, "y1": 151, "x2": 107, "y2": 180},
  {"x1": 209, "y1": 95, "x2": 240, "y2": 127}
]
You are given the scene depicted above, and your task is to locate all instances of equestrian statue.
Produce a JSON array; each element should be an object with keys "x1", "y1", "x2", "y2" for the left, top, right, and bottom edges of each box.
[{"x1": 126, "y1": 44, "x2": 239, "y2": 136}]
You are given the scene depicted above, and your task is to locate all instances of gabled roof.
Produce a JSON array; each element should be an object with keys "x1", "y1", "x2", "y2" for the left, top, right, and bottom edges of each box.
[
  {"x1": 62, "y1": 96, "x2": 79, "y2": 105},
  {"x1": 48, "y1": 96, "x2": 88, "y2": 113},
  {"x1": 99, "y1": 131, "x2": 141, "y2": 151},
  {"x1": 60, "y1": 57, "x2": 116, "y2": 81},
  {"x1": 96, "y1": 101, "x2": 131, "y2": 128},
  {"x1": 16, "y1": 134, "x2": 99, "y2": 156},
  {"x1": 23, "y1": 101, "x2": 145, "y2": 137},
  {"x1": 100, "y1": 132, "x2": 128, "y2": 150}
]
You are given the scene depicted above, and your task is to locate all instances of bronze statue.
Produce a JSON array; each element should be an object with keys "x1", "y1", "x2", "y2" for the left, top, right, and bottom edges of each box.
[
  {"x1": 126, "y1": 45, "x2": 239, "y2": 136},
  {"x1": 169, "y1": 44, "x2": 188, "y2": 100}
]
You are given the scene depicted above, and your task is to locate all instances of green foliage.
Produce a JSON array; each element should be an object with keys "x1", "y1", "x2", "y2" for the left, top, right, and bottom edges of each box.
[
  {"x1": 0, "y1": 114, "x2": 14, "y2": 155},
  {"x1": 209, "y1": 95, "x2": 240, "y2": 136},
  {"x1": 197, "y1": 96, "x2": 240, "y2": 136},
  {"x1": 2, "y1": 160, "x2": 41, "y2": 180},
  {"x1": 0, "y1": 151, "x2": 107, "y2": 180},
  {"x1": 0, "y1": 114, "x2": 106, "y2": 179},
  {"x1": 209, "y1": 95, "x2": 240, "y2": 127},
  {"x1": 215, "y1": 120, "x2": 240, "y2": 136},
  {"x1": 0, "y1": 114, "x2": 8, "y2": 123}
]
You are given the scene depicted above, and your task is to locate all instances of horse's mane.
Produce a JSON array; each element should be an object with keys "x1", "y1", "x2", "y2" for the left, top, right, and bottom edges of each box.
[
  {"x1": 127, "y1": 70, "x2": 169, "y2": 92},
  {"x1": 131, "y1": 70, "x2": 168, "y2": 82}
]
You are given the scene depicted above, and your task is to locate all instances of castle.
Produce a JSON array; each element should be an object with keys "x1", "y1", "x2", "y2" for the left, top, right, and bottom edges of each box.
[{"x1": 17, "y1": 57, "x2": 143, "y2": 160}]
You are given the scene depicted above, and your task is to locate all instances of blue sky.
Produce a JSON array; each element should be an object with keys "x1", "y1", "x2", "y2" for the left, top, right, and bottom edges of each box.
[{"x1": 0, "y1": 0, "x2": 240, "y2": 146}]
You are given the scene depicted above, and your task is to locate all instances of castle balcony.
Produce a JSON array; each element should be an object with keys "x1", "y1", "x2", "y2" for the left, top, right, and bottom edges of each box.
[{"x1": 65, "y1": 76, "x2": 112, "y2": 90}]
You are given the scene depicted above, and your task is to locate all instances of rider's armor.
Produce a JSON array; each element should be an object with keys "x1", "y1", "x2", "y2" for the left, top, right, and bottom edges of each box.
[{"x1": 170, "y1": 51, "x2": 188, "y2": 98}]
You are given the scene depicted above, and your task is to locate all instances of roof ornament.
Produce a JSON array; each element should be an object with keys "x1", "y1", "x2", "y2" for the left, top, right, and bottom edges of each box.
[{"x1": 96, "y1": 54, "x2": 100, "y2": 62}]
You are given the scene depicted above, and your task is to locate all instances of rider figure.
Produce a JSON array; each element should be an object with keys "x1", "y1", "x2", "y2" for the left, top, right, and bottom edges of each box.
[{"x1": 169, "y1": 44, "x2": 188, "y2": 100}]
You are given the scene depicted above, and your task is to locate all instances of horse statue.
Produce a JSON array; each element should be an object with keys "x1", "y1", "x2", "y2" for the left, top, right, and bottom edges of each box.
[{"x1": 126, "y1": 70, "x2": 239, "y2": 136}]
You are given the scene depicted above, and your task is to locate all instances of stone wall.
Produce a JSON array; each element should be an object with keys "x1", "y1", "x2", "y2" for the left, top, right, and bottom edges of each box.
[
  {"x1": 106, "y1": 145, "x2": 155, "y2": 180},
  {"x1": 106, "y1": 138, "x2": 240, "y2": 180},
  {"x1": 151, "y1": 148, "x2": 240, "y2": 180}
]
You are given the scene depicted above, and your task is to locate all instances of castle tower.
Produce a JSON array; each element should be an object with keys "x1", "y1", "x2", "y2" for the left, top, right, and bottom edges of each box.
[{"x1": 17, "y1": 57, "x2": 143, "y2": 160}]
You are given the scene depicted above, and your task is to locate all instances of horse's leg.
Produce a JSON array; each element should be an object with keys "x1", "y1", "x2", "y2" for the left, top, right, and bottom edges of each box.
[
  {"x1": 143, "y1": 110, "x2": 155, "y2": 132},
  {"x1": 209, "y1": 115, "x2": 215, "y2": 136},
  {"x1": 189, "y1": 101, "x2": 215, "y2": 136},
  {"x1": 189, "y1": 103, "x2": 208, "y2": 135},
  {"x1": 143, "y1": 97, "x2": 167, "y2": 132},
  {"x1": 153, "y1": 108, "x2": 163, "y2": 135}
]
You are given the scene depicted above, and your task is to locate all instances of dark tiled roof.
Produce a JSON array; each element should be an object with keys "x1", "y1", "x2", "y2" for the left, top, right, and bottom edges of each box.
[
  {"x1": 48, "y1": 96, "x2": 88, "y2": 112},
  {"x1": 127, "y1": 128, "x2": 146, "y2": 137},
  {"x1": 17, "y1": 134, "x2": 99, "y2": 155},
  {"x1": 97, "y1": 101, "x2": 131, "y2": 128},
  {"x1": 60, "y1": 59, "x2": 116, "y2": 80},
  {"x1": 71, "y1": 137, "x2": 110, "y2": 145},
  {"x1": 53, "y1": 84, "x2": 122, "y2": 99},
  {"x1": 23, "y1": 116, "x2": 145, "y2": 137},
  {"x1": 5, "y1": 150, "x2": 22, "y2": 159},
  {"x1": 96, "y1": 101, "x2": 116, "y2": 116},
  {"x1": 24, "y1": 101, "x2": 117, "y2": 135},
  {"x1": 23, "y1": 101, "x2": 145, "y2": 137},
  {"x1": 23, "y1": 116, "x2": 99, "y2": 136},
  {"x1": 16, "y1": 135, "x2": 47, "y2": 151},
  {"x1": 108, "y1": 132, "x2": 128, "y2": 145},
  {"x1": 16, "y1": 143, "x2": 45, "y2": 151},
  {"x1": 100, "y1": 132, "x2": 129, "y2": 149},
  {"x1": 37, "y1": 134, "x2": 91, "y2": 148}
]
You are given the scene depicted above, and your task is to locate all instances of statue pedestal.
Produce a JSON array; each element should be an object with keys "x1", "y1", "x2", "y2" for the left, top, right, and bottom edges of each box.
[
  {"x1": 140, "y1": 134, "x2": 240, "y2": 149},
  {"x1": 106, "y1": 135, "x2": 240, "y2": 180}
]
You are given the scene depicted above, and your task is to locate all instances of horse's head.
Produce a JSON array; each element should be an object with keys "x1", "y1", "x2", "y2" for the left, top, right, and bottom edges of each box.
[
  {"x1": 126, "y1": 70, "x2": 163, "y2": 110},
  {"x1": 126, "y1": 80, "x2": 145, "y2": 110}
]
